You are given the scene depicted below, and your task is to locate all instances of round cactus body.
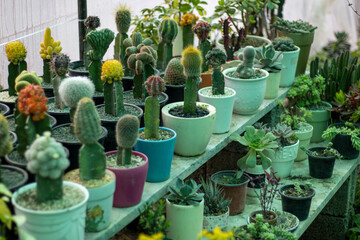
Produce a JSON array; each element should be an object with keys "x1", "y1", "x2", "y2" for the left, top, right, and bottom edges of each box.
[
  {"x1": 59, "y1": 76, "x2": 95, "y2": 108},
  {"x1": 116, "y1": 115, "x2": 139, "y2": 149},
  {"x1": 84, "y1": 16, "x2": 101, "y2": 30},
  {"x1": 14, "y1": 70, "x2": 42, "y2": 93},
  {"x1": 115, "y1": 5, "x2": 131, "y2": 34},
  {"x1": 192, "y1": 22, "x2": 211, "y2": 42},
  {"x1": 164, "y1": 58, "x2": 186, "y2": 85},
  {"x1": 50, "y1": 53, "x2": 70, "y2": 77},
  {"x1": 145, "y1": 76, "x2": 166, "y2": 96},
  {"x1": 0, "y1": 114, "x2": 13, "y2": 157},
  {"x1": 6, "y1": 41, "x2": 27, "y2": 65},
  {"x1": 181, "y1": 46, "x2": 202, "y2": 78},
  {"x1": 132, "y1": 32, "x2": 143, "y2": 47},
  {"x1": 159, "y1": 18, "x2": 178, "y2": 44},
  {"x1": 235, "y1": 46, "x2": 255, "y2": 79},
  {"x1": 101, "y1": 59, "x2": 124, "y2": 84}
]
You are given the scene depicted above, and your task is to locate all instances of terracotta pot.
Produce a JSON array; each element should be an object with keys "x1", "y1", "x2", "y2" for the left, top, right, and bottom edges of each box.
[{"x1": 199, "y1": 73, "x2": 212, "y2": 90}]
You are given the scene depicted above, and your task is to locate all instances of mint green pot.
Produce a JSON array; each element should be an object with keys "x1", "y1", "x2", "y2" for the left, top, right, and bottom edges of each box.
[
  {"x1": 305, "y1": 102, "x2": 332, "y2": 143},
  {"x1": 265, "y1": 72, "x2": 281, "y2": 99},
  {"x1": 279, "y1": 46, "x2": 300, "y2": 87},
  {"x1": 295, "y1": 122, "x2": 314, "y2": 161}
]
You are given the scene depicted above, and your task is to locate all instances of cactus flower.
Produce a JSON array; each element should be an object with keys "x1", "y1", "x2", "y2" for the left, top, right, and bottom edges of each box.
[
  {"x1": 101, "y1": 59, "x2": 124, "y2": 84},
  {"x1": 17, "y1": 85, "x2": 48, "y2": 121}
]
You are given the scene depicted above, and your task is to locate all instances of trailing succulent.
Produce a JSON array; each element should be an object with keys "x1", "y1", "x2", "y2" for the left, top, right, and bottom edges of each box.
[
  {"x1": 205, "y1": 48, "x2": 227, "y2": 95},
  {"x1": 272, "y1": 37, "x2": 297, "y2": 52},
  {"x1": 201, "y1": 178, "x2": 231, "y2": 216},
  {"x1": 157, "y1": 18, "x2": 178, "y2": 72},
  {"x1": 164, "y1": 57, "x2": 186, "y2": 85},
  {"x1": 322, "y1": 122, "x2": 360, "y2": 151},
  {"x1": 165, "y1": 178, "x2": 204, "y2": 206},
  {"x1": 6, "y1": 41, "x2": 27, "y2": 96},
  {"x1": 114, "y1": 5, "x2": 131, "y2": 65},
  {"x1": 254, "y1": 45, "x2": 283, "y2": 73}
]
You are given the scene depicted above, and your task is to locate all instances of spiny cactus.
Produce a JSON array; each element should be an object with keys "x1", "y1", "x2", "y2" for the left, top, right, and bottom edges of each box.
[
  {"x1": 234, "y1": 46, "x2": 255, "y2": 79},
  {"x1": 6, "y1": 41, "x2": 27, "y2": 96},
  {"x1": 14, "y1": 70, "x2": 42, "y2": 93},
  {"x1": 193, "y1": 22, "x2": 211, "y2": 72},
  {"x1": 182, "y1": 46, "x2": 202, "y2": 115},
  {"x1": 25, "y1": 132, "x2": 69, "y2": 203},
  {"x1": 83, "y1": 16, "x2": 101, "y2": 69},
  {"x1": 114, "y1": 5, "x2": 131, "y2": 65},
  {"x1": 205, "y1": 48, "x2": 227, "y2": 95},
  {"x1": 74, "y1": 97, "x2": 105, "y2": 180},
  {"x1": 101, "y1": 59, "x2": 125, "y2": 116},
  {"x1": 116, "y1": 114, "x2": 139, "y2": 166},
  {"x1": 50, "y1": 53, "x2": 70, "y2": 110},
  {"x1": 144, "y1": 76, "x2": 166, "y2": 139},
  {"x1": 272, "y1": 37, "x2": 297, "y2": 52},
  {"x1": 164, "y1": 57, "x2": 186, "y2": 85},
  {"x1": 86, "y1": 28, "x2": 115, "y2": 92},
  {"x1": 40, "y1": 27, "x2": 62, "y2": 83},
  {"x1": 157, "y1": 18, "x2": 178, "y2": 71},
  {"x1": 0, "y1": 114, "x2": 13, "y2": 157},
  {"x1": 179, "y1": 14, "x2": 198, "y2": 50}
]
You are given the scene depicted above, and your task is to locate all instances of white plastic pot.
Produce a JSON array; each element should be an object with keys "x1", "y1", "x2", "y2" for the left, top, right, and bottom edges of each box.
[
  {"x1": 272, "y1": 141, "x2": 299, "y2": 178},
  {"x1": 295, "y1": 122, "x2": 313, "y2": 161},
  {"x1": 203, "y1": 207, "x2": 229, "y2": 231}
]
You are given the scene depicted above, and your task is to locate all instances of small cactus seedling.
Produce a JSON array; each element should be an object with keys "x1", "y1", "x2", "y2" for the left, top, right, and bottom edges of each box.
[
  {"x1": 144, "y1": 76, "x2": 166, "y2": 139},
  {"x1": 115, "y1": 114, "x2": 139, "y2": 166},
  {"x1": 16, "y1": 85, "x2": 51, "y2": 156},
  {"x1": 6, "y1": 41, "x2": 27, "y2": 96},
  {"x1": 14, "y1": 70, "x2": 42, "y2": 93},
  {"x1": 163, "y1": 57, "x2": 186, "y2": 85},
  {"x1": 179, "y1": 13, "x2": 198, "y2": 50},
  {"x1": 157, "y1": 18, "x2": 178, "y2": 71},
  {"x1": 192, "y1": 22, "x2": 211, "y2": 72},
  {"x1": 101, "y1": 59, "x2": 125, "y2": 116},
  {"x1": 205, "y1": 48, "x2": 227, "y2": 95},
  {"x1": 234, "y1": 46, "x2": 256, "y2": 79},
  {"x1": 40, "y1": 27, "x2": 62, "y2": 83},
  {"x1": 114, "y1": 5, "x2": 131, "y2": 65},
  {"x1": 74, "y1": 97, "x2": 106, "y2": 180},
  {"x1": 25, "y1": 132, "x2": 69, "y2": 203},
  {"x1": 83, "y1": 16, "x2": 101, "y2": 69},
  {"x1": 86, "y1": 28, "x2": 115, "y2": 92}
]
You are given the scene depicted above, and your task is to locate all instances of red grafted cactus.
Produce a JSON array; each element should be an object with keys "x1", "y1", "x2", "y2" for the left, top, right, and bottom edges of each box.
[
  {"x1": 192, "y1": 22, "x2": 211, "y2": 42},
  {"x1": 145, "y1": 76, "x2": 166, "y2": 96}
]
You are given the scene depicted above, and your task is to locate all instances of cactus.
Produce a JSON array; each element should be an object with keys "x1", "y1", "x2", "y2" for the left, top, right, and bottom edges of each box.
[
  {"x1": 25, "y1": 132, "x2": 69, "y2": 203},
  {"x1": 101, "y1": 59, "x2": 125, "y2": 116},
  {"x1": 40, "y1": 27, "x2": 62, "y2": 83},
  {"x1": 164, "y1": 57, "x2": 186, "y2": 85},
  {"x1": 234, "y1": 46, "x2": 256, "y2": 79},
  {"x1": 192, "y1": 22, "x2": 211, "y2": 72},
  {"x1": 182, "y1": 46, "x2": 202, "y2": 115},
  {"x1": 86, "y1": 28, "x2": 115, "y2": 92},
  {"x1": 74, "y1": 97, "x2": 105, "y2": 180},
  {"x1": 16, "y1": 85, "x2": 51, "y2": 156},
  {"x1": 6, "y1": 41, "x2": 27, "y2": 96},
  {"x1": 115, "y1": 114, "x2": 139, "y2": 166},
  {"x1": 14, "y1": 70, "x2": 42, "y2": 93},
  {"x1": 83, "y1": 16, "x2": 101, "y2": 70},
  {"x1": 114, "y1": 5, "x2": 131, "y2": 66},
  {"x1": 272, "y1": 37, "x2": 297, "y2": 52},
  {"x1": 50, "y1": 53, "x2": 70, "y2": 109},
  {"x1": 0, "y1": 114, "x2": 13, "y2": 157},
  {"x1": 180, "y1": 14, "x2": 198, "y2": 49},
  {"x1": 221, "y1": 17, "x2": 245, "y2": 61},
  {"x1": 144, "y1": 76, "x2": 166, "y2": 139},
  {"x1": 157, "y1": 18, "x2": 178, "y2": 71},
  {"x1": 205, "y1": 48, "x2": 227, "y2": 95}
]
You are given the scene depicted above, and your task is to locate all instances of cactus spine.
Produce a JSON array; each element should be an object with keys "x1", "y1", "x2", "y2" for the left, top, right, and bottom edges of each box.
[
  {"x1": 86, "y1": 28, "x2": 115, "y2": 92},
  {"x1": 205, "y1": 48, "x2": 227, "y2": 95},
  {"x1": 182, "y1": 46, "x2": 202, "y2": 115},
  {"x1": 116, "y1": 115, "x2": 139, "y2": 166},
  {"x1": 164, "y1": 57, "x2": 186, "y2": 85},
  {"x1": 114, "y1": 5, "x2": 131, "y2": 66},
  {"x1": 235, "y1": 46, "x2": 256, "y2": 79},
  {"x1": 6, "y1": 41, "x2": 27, "y2": 96},
  {"x1": 193, "y1": 22, "x2": 211, "y2": 72},
  {"x1": 157, "y1": 18, "x2": 178, "y2": 71},
  {"x1": 74, "y1": 97, "x2": 105, "y2": 180},
  {"x1": 25, "y1": 132, "x2": 69, "y2": 203},
  {"x1": 83, "y1": 16, "x2": 101, "y2": 70},
  {"x1": 50, "y1": 53, "x2": 70, "y2": 109}
]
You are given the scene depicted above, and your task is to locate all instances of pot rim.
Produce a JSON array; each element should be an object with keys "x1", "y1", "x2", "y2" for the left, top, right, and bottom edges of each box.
[
  {"x1": 278, "y1": 45, "x2": 300, "y2": 54},
  {"x1": 198, "y1": 87, "x2": 236, "y2": 99},
  {"x1": 1, "y1": 164, "x2": 29, "y2": 191},
  {"x1": 279, "y1": 184, "x2": 316, "y2": 200},
  {"x1": 105, "y1": 150, "x2": 148, "y2": 170},
  {"x1": 306, "y1": 147, "x2": 339, "y2": 160},
  {"x1": 63, "y1": 168, "x2": 116, "y2": 189},
  {"x1": 137, "y1": 127, "x2": 177, "y2": 143},
  {"x1": 95, "y1": 103, "x2": 143, "y2": 123},
  {"x1": 204, "y1": 206, "x2": 230, "y2": 217},
  {"x1": 165, "y1": 197, "x2": 204, "y2": 208},
  {"x1": 0, "y1": 102, "x2": 10, "y2": 115},
  {"x1": 0, "y1": 89, "x2": 17, "y2": 103},
  {"x1": 161, "y1": 101, "x2": 216, "y2": 120},
  {"x1": 223, "y1": 67, "x2": 269, "y2": 82}
]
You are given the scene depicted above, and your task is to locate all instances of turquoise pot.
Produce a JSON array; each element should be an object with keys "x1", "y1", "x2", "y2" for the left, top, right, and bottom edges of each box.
[
  {"x1": 134, "y1": 127, "x2": 177, "y2": 182},
  {"x1": 279, "y1": 46, "x2": 300, "y2": 87}
]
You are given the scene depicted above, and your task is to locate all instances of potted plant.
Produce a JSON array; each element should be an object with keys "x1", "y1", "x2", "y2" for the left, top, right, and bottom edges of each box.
[
  {"x1": 254, "y1": 45, "x2": 283, "y2": 99},
  {"x1": 331, "y1": 83, "x2": 360, "y2": 123},
  {"x1": 162, "y1": 46, "x2": 216, "y2": 156},
  {"x1": 63, "y1": 97, "x2": 116, "y2": 232},
  {"x1": 106, "y1": 114, "x2": 148, "y2": 207},
  {"x1": 272, "y1": 18, "x2": 317, "y2": 76},
  {"x1": 157, "y1": 18, "x2": 178, "y2": 72},
  {"x1": 12, "y1": 132, "x2": 89, "y2": 240},
  {"x1": 114, "y1": 5, "x2": 131, "y2": 65},
  {"x1": 163, "y1": 57, "x2": 186, "y2": 104},
  {"x1": 134, "y1": 76, "x2": 176, "y2": 182},
  {"x1": 272, "y1": 37, "x2": 300, "y2": 87},
  {"x1": 223, "y1": 46, "x2": 269, "y2": 115},
  {"x1": 180, "y1": 13, "x2": 198, "y2": 49},
  {"x1": 165, "y1": 178, "x2": 204, "y2": 240},
  {"x1": 275, "y1": 210, "x2": 300, "y2": 233},
  {"x1": 279, "y1": 182, "x2": 315, "y2": 221},
  {"x1": 322, "y1": 121, "x2": 360, "y2": 160},
  {"x1": 138, "y1": 200, "x2": 170, "y2": 236}
]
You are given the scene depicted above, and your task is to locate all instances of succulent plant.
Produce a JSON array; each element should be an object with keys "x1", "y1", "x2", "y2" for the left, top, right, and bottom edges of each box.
[
  {"x1": 138, "y1": 200, "x2": 170, "y2": 235},
  {"x1": 254, "y1": 45, "x2": 283, "y2": 73},
  {"x1": 50, "y1": 53, "x2": 70, "y2": 110},
  {"x1": 323, "y1": 32, "x2": 351, "y2": 59},
  {"x1": 14, "y1": 70, "x2": 42, "y2": 93},
  {"x1": 0, "y1": 114, "x2": 13, "y2": 158},
  {"x1": 221, "y1": 17, "x2": 245, "y2": 61},
  {"x1": 205, "y1": 48, "x2": 227, "y2": 95},
  {"x1": 271, "y1": 123, "x2": 297, "y2": 147},
  {"x1": 114, "y1": 5, "x2": 131, "y2": 65},
  {"x1": 272, "y1": 37, "x2": 297, "y2": 52},
  {"x1": 165, "y1": 178, "x2": 204, "y2": 206},
  {"x1": 272, "y1": 18, "x2": 317, "y2": 34},
  {"x1": 6, "y1": 41, "x2": 27, "y2": 96},
  {"x1": 157, "y1": 18, "x2": 178, "y2": 71},
  {"x1": 192, "y1": 22, "x2": 211, "y2": 72},
  {"x1": 201, "y1": 178, "x2": 231, "y2": 216},
  {"x1": 322, "y1": 122, "x2": 360, "y2": 151},
  {"x1": 163, "y1": 57, "x2": 186, "y2": 85},
  {"x1": 234, "y1": 46, "x2": 256, "y2": 79}
]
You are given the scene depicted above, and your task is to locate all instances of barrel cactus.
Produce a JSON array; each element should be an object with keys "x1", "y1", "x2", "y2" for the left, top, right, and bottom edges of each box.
[
  {"x1": 164, "y1": 57, "x2": 186, "y2": 85},
  {"x1": 157, "y1": 18, "x2": 178, "y2": 71},
  {"x1": 234, "y1": 46, "x2": 256, "y2": 79},
  {"x1": 6, "y1": 41, "x2": 27, "y2": 96},
  {"x1": 50, "y1": 53, "x2": 71, "y2": 109},
  {"x1": 205, "y1": 48, "x2": 227, "y2": 95},
  {"x1": 114, "y1": 5, "x2": 131, "y2": 65},
  {"x1": 14, "y1": 70, "x2": 42, "y2": 93},
  {"x1": 192, "y1": 22, "x2": 211, "y2": 72}
]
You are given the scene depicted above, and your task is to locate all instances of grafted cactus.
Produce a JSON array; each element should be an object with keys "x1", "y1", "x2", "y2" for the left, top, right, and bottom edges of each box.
[
  {"x1": 6, "y1": 41, "x2": 27, "y2": 96},
  {"x1": 14, "y1": 70, "x2": 42, "y2": 93},
  {"x1": 180, "y1": 13, "x2": 198, "y2": 49},
  {"x1": 83, "y1": 16, "x2": 101, "y2": 70},
  {"x1": 144, "y1": 76, "x2": 166, "y2": 139},
  {"x1": 114, "y1": 5, "x2": 131, "y2": 65},
  {"x1": 116, "y1": 114, "x2": 139, "y2": 166},
  {"x1": 86, "y1": 28, "x2": 115, "y2": 92},
  {"x1": 50, "y1": 53, "x2": 70, "y2": 109},
  {"x1": 164, "y1": 58, "x2": 186, "y2": 85},
  {"x1": 74, "y1": 97, "x2": 105, "y2": 180},
  {"x1": 205, "y1": 48, "x2": 227, "y2": 95},
  {"x1": 157, "y1": 18, "x2": 178, "y2": 71},
  {"x1": 234, "y1": 46, "x2": 255, "y2": 79},
  {"x1": 193, "y1": 22, "x2": 211, "y2": 72},
  {"x1": 25, "y1": 132, "x2": 69, "y2": 203}
]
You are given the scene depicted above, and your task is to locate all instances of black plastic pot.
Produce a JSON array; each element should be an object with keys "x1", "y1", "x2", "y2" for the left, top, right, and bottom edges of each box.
[
  {"x1": 122, "y1": 76, "x2": 134, "y2": 92},
  {"x1": 306, "y1": 147, "x2": 336, "y2": 179},
  {"x1": 93, "y1": 92, "x2": 104, "y2": 106},
  {"x1": 165, "y1": 84, "x2": 185, "y2": 104},
  {"x1": 279, "y1": 184, "x2": 315, "y2": 221},
  {"x1": 1, "y1": 165, "x2": 28, "y2": 192},
  {"x1": 0, "y1": 103, "x2": 10, "y2": 116},
  {"x1": 0, "y1": 89, "x2": 16, "y2": 114},
  {"x1": 47, "y1": 97, "x2": 71, "y2": 125},
  {"x1": 68, "y1": 60, "x2": 89, "y2": 77},
  {"x1": 7, "y1": 113, "x2": 57, "y2": 132},
  {"x1": 328, "y1": 123, "x2": 359, "y2": 160},
  {"x1": 9, "y1": 131, "x2": 17, "y2": 146}
]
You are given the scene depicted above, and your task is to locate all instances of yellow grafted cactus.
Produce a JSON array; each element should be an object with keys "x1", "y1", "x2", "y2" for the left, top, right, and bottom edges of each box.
[
  {"x1": 101, "y1": 59, "x2": 124, "y2": 84},
  {"x1": 6, "y1": 41, "x2": 27, "y2": 65},
  {"x1": 180, "y1": 13, "x2": 199, "y2": 26},
  {"x1": 40, "y1": 27, "x2": 62, "y2": 59}
]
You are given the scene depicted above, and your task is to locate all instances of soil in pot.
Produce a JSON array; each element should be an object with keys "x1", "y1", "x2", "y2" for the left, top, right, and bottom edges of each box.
[
  {"x1": 106, "y1": 153, "x2": 145, "y2": 169},
  {"x1": 306, "y1": 147, "x2": 337, "y2": 179},
  {"x1": 169, "y1": 105, "x2": 209, "y2": 118},
  {"x1": 276, "y1": 211, "x2": 300, "y2": 233},
  {"x1": 1, "y1": 165, "x2": 28, "y2": 192},
  {"x1": 138, "y1": 129, "x2": 175, "y2": 141},
  {"x1": 7, "y1": 113, "x2": 57, "y2": 131},
  {"x1": 47, "y1": 97, "x2": 71, "y2": 125}
]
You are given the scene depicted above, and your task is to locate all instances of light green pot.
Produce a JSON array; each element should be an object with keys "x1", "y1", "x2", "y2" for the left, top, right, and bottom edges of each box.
[
  {"x1": 305, "y1": 102, "x2": 332, "y2": 143},
  {"x1": 265, "y1": 72, "x2": 281, "y2": 99},
  {"x1": 295, "y1": 122, "x2": 313, "y2": 161},
  {"x1": 279, "y1": 46, "x2": 300, "y2": 87}
]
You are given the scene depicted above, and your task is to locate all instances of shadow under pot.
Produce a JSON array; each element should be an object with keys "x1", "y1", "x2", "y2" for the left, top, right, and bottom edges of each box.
[
  {"x1": 0, "y1": 102, "x2": 10, "y2": 116},
  {"x1": 47, "y1": 97, "x2": 71, "y2": 125},
  {"x1": 1, "y1": 165, "x2": 28, "y2": 192},
  {"x1": 0, "y1": 89, "x2": 17, "y2": 114},
  {"x1": 306, "y1": 147, "x2": 337, "y2": 179}
]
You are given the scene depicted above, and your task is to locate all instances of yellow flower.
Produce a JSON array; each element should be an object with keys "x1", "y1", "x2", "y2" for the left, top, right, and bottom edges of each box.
[
  {"x1": 138, "y1": 232, "x2": 164, "y2": 240},
  {"x1": 198, "y1": 226, "x2": 234, "y2": 240},
  {"x1": 6, "y1": 41, "x2": 27, "y2": 64},
  {"x1": 101, "y1": 59, "x2": 124, "y2": 84}
]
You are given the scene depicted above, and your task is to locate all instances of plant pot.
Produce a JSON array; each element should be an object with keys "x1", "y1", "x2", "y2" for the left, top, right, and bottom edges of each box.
[
  {"x1": 278, "y1": 30, "x2": 315, "y2": 76},
  {"x1": 224, "y1": 68, "x2": 268, "y2": 115},
  {"x1": 68, "y1": 60, "x2": 89, "y2": 77},
  {"x1": 6, "y1": 113, "x2": 57, "y2": 132},
  {"x1": 1, "y1": 165, "x2": 28, "y2": 192},
  {"x1": 279, "y1": 184, "x2": 315, "y2": 221},
  {"x1": 166, "y1": 198, "x2": 204, "y2": 240},
  {"x1": 12, "y1": 181, "x2": 89, "y2": 240},
  {"x1": 272, "y1": 140, "x2": 299, "y2": 178},
  {"x1": 211, "y1": 170, "x2": 249, "y2": 216},
  {"x1": 161, "y1": 102, "x2": 216, "y2": 156},
  {"x1": 106, "y1": 150, "x2": 148, "y2": 207},
  {"x1": 279, "y1": 46, "x2": 300, "y2": 87},
  {"x1": 306, "y1": 147, "x2": 337, "y2": 179},
  {"x1": 92, "y1": 92, "x2": 104, "y2": 106},
  {"x1": 122, "y1": 75, "x2": 134, "y2": 92},
  {"x1": 0, "y1": 102, "x2": 10, "y2": 116},
  {"x1": 249, "y1": 210, "x2": 278, "y2": 226},
  {"x1": 216, "y1": 35, "x2": 272, "y2": 52},
  {"x1": 173, "y1": 24, "x2": 183, "y2": 56},
  {"x1": 246, "y1": 165, "x2": 265, "y2": 197},
  {"x1": 0, "y1": 89, "x2": 16, "y2": 114},
  {"x1": 199, "y1": 73, "x2": 212, "y2": 90},
  {"x1": 264, "y1": 72, "x2": 281, "y2": 99},
  {"x1": 165, "y1": 84, "x2": 185, "y2": 104},
  {"x1": 304, "y1": 101, "x2": 332, "y2": 143},
  {"x1": 198, "y1": 87, "x2": 236, "y2": 134},
  {"x1": 203, "y1": 207, "x2": 229, "y2": 231},
  {"x1": 64, "y1": 169, "x2": 116, "y2": 232},
  {"x1": 47, "y1": 97, "x2": 71, "y2": 125},
  {"x1": 276, "y1": 211, "x2": 300, "y2": 233},
  {"x1": 294, "y1": 122, "x2": 313, "y2": 161},
  {"x1": 9, "y1": 131, "x2": 17, "y2": 145},
  {"x1": 41, "y1": 81, "x2": 54, "y2": 98},
  {"x1": 134, "y1": 127, "x2": 176, "y2": 182}
]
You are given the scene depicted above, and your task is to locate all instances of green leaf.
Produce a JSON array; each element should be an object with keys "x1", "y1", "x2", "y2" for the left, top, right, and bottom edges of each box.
[
  {"x1": 0, "y1": 199, "x2": 12, "y2": 230},
  {"x1": 0, "y1": 184, "x2": 12, "y2": 197},
  {"x1": 246, "y1": 150, "x2": 257, "y2": 169}
]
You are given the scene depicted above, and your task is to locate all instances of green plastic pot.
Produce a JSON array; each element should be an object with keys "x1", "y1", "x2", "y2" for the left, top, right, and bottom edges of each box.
[
  {"x1": 279, "y1": 46, "x2": 300, "y2": 87},
  {"x1": 295, "y1": 122, "x2": 314, "y2": 161},
  {"x1": 264, "y1": 72, "x2": 281, "y2": 99},
  {"x1": 304, "y1": 102, "x2": 331, "y2": 143}
]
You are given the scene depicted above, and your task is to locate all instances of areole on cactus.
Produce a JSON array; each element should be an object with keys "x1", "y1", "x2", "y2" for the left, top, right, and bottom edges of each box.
[{"x1": 6, "y1": 41, "x2": 27, "y2": 96}]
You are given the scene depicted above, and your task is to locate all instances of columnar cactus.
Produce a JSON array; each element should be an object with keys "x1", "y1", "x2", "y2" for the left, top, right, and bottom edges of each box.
[
  {"x1": 157, "y1": 18, "x2": 178, "y2": 71},
  {"x1": 86, "y1": 28, "x2": 115, "y2": 92},
  {"x1": 114, "y1": 5, "x2": 131, "y2": 65},
  {"x1": 50, "y1": 53, "x2": 70, "y2": 109},
  {"x1": 25, "y1": 132, "x2": 69, "y2": 203},
  {"x1": 181, "y1": 46, "x2": 202, "y2": 115},
  {"x1": 179, "y1": 14, "x2": 198, "y2": 50},
  {"x1": 74, "y1": 97, "x2": 105, "y2": 180},
  {"x1": 101, "y1": 59, "x2": 125, "y2": 116},
  {"x1": 116, "y1": 115, "x2": 139, "y2": 166},
  {"x1": 40, "y1": 27, "x2": 62, "y2": 83},
  {"x1": 193, "y1": 22, "x2": 211, "y2": 72},
  {"x1": 0, "y1": 114, "x2": 13, "y2": 157},
  {"x1": 234, "y1": 46, "x2": 255, "y2": 79},
  {"x1": 205, "y1": 48, "x2": 227, "y2": 95},
  {"x1": 14, "y1": 71, "x2": 42, "y2": 93},
  {"x1": 16, "y1": 85, "x2": 51, "y2": 156},
  {"x1": 83, "y1": 16, "x2": 101, "y2": 70},
  {"x1": 164, "y1": 58, "x2": 186, "y2": 85},
  {"x1": 144, "y1": 76, "x2": 166, "y2": 139},
  {"x1": 6, "y1": 41, "x2": 27, "y2": 96}
]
